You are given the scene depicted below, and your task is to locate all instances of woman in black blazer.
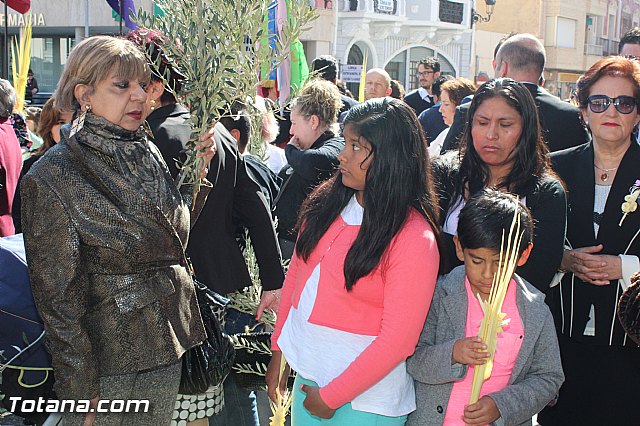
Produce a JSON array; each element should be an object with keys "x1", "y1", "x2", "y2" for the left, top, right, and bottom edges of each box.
[
  {"x1": 432, "y1": 78, "x2": 566, "y2": 293},
  {"x1": 539, "y1": 56, "x2": 640, "y2": 426}
]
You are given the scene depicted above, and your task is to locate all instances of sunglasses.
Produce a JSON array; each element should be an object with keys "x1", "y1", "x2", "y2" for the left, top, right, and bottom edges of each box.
[{"x1": 587, "y1": 95, "x2": 638, "y2": 114}]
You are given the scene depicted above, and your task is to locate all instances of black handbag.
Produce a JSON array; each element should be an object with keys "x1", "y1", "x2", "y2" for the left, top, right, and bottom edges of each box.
[{"x1": 179, "y1": 281, "x2": 236, "y2": 394}]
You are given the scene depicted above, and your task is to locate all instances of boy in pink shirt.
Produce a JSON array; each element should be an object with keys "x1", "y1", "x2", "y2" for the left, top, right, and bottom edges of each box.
[{"x1": 408, "y1": 190, "x2": 564, "y2": 426}]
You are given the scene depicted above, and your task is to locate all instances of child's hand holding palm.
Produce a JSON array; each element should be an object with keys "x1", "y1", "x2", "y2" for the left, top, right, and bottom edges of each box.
[
  {"x1": 463, "y1": 396, "x2": 500, "y2": 425},
  {"x1": 451, "y1": 338, "x2": 500, "y2": 424},
  {"x1": 452, "y1": 337, "x2": 489, "y2": 365}
]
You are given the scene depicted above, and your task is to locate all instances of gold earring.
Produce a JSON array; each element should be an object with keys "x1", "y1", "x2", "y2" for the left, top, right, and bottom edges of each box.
[{"x1": 150, "y1": 99, "x2": 157, "y2": 110}]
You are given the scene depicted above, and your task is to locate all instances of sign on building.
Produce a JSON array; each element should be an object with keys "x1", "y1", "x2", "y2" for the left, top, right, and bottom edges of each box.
[
  {"x1": 341, "y1": 64, "x2": 362, "y2": 83},
  {"x1": 377, "y1": 0, "x2": 394, "y2": 13},
  {"x1": 0, "y1": 13, "x2": 46, "y2": 27}
]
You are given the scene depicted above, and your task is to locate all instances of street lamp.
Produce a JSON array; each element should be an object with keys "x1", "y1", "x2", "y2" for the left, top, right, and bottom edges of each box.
[{"x1": 472, "y1": 0, "x2": 496, "y2": 25}]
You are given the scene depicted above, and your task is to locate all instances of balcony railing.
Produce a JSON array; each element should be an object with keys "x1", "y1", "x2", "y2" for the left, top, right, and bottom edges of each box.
[
  {"x1": 584, "y1": 43, "x2": 603, "y2": 56},
  {"x1": 597, "y1": 36, "x2": 619, "y2": 56}
]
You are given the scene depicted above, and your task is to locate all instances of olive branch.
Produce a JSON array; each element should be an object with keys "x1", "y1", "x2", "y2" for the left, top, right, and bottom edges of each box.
[{"x1": 137, "y1": 0, "x2": 316, "y2": 202}]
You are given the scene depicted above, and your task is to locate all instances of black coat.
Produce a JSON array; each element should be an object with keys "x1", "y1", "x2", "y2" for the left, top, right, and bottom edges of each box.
[
  {"x1": 418, "y1": 103, "x2": 447, "y2": 145},
  {"x1": 148, "y1": 104, "x2": 284, "y2": 295},
  {"x1": 243, "y1": 153, "x2": 281, "y2": 211},
  {"x1": 432, "y1": 155, "x2": 567, "y2": 293},
  {"x1": 441, "y1": 83, "x2": 587, "y2": 154},
  {"x1": 274, "y1": 132, "x2": 344, "y2": 242},
  {"x1": 146, "y1": 104, "x2": 191, "y2": 179},
  {"x1": 340, "y1": 94, "x2": 358, "y2": 115},
  {"x1": 551, "y1": 141, "x2": 640, "y2": 346},
  {"x1": 403, "y1": 89, "x2": 434, "y2": 116}
]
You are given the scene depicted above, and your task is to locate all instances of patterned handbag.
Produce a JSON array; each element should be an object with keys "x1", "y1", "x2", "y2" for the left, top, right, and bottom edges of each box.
[{"x1": 618, "y1": 272, "x2": 640, "y2": 345}]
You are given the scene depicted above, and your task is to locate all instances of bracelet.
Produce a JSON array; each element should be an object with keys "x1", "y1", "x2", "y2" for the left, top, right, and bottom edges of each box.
[{"x1": 271, "y1": 290, "x2": 281, "y2": 300}]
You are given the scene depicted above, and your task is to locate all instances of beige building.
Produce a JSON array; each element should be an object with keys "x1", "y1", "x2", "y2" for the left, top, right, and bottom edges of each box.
[
  {"x1": 0, "y1": 0, "x2": 156, "y2": 92},
  {"x1": 473, "y1": 0, "x2": 640, "y2": 98}
]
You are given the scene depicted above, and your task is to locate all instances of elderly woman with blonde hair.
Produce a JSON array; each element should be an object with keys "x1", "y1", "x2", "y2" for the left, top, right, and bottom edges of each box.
[{"x1": 20, "y1": 35, "x2": 215, "y2": 426}]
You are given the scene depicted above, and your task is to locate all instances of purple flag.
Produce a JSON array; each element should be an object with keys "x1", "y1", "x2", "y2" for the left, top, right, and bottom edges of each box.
[{"x1": 106, "y1": 0, "x2": 137, "y2": 30}]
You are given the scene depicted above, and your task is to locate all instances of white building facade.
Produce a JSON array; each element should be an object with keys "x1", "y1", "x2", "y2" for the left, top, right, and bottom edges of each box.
[{"x1": 329, "y1": 0, "x2": 476, "y2": 91}]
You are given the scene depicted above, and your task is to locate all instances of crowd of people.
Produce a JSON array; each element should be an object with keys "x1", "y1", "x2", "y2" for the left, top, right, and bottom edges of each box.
[{"x1": 0, "y1": 24, "x2": 639, "y2": 426}]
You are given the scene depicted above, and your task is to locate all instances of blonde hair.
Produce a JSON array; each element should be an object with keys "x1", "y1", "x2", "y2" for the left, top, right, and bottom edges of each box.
[
  {"x1": 255, "y1": 96, "x2": 279, "y2": 143},
  {"x1": 55, "y1": 36, "x2": 150, "y2": 112},
  {"x1": 290, "y1": 78, "x2": 342, "y2": 126}
]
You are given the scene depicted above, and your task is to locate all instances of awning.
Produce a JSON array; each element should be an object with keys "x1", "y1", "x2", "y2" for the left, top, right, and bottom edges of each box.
[{"x1": 1, "y1": 0, "x2": 30, "y2": 14}]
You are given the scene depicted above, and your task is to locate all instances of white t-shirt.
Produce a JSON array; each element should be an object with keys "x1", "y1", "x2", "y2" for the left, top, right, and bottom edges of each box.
[{"x1": 265, "y1": 144, "x2": 287, "y2": 174}]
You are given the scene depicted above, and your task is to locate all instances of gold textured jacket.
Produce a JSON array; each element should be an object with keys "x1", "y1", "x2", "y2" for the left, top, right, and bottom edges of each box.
[{"x1": 20, "y1": 113, "x2": 206, "y2": 401}]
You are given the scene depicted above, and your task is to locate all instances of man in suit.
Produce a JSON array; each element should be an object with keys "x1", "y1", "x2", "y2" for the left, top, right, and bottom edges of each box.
[
  {"x1": 403, "y1": 57, "x2": 440, "y2": 116},
  {"x1": 311, "y1": 55, "x2": 358, "y2": 115},
  {"x1": 219, "y1": 106, "x2": 281, "y2": 210},
  {"x1": 441, "y1": 33, "x2": 587, "y2": 154},
  {"x1": 417, "y1": 74, "x2": 453, "y2": 145},
  {"x1": 619, "y1": 27, "x2": 640, "y2": 57},
  {"x1": 619, "y1": 27, "x2": 640, "y2": 146}
]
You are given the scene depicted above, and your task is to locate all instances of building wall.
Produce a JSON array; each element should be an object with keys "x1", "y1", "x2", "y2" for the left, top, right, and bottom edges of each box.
[
  {"x1": 472, "y1": 0, "x2": 640, "y2": 98},
  {"x1": 1, "y1": 0, "x2": 156, "y2": 91},
  {"x1": 476, "y1": 0, "x2": 542, "y2": 35},
  {"x1": 10, "y1": 0, "x2": 478, "y2": 97},
  {"x1": 543, "y1": 0, "x2": 588, "y2": 72},
  {"x1": 23, "y1": 0, "x2": 153, "y2": 28},
  {"x1": 472, "y1": 0, "x2": 542, "y2": 80}
]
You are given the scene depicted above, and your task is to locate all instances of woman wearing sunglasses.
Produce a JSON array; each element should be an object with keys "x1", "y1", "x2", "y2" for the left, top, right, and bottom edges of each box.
[{"x1": 539, "y1": 56, "x2": 640, "y2": 425}]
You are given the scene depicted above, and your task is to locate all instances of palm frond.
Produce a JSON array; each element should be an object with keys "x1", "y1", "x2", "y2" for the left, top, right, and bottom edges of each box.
[
  {"x1": 11, "y1": 19, "x2": 32, "y2": 113},
  {"x1": 469, "y1": 199, "x2": 523, "y2": 404}
]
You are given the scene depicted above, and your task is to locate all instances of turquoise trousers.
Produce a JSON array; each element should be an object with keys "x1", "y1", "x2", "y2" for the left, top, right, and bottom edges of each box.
[{"x1": 291, "y1": 375, "x2": 408, "y2": 426}]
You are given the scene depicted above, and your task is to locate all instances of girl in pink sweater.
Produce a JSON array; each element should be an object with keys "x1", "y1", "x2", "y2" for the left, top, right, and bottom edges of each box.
[{"x1": 266, "y1": 98, "x2": 441, "y2": 425}]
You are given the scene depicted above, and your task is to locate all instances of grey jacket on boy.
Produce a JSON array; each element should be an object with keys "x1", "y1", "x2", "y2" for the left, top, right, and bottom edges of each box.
[{"x1": 407, "y1": 266, "x2": 564, "y2": 426}]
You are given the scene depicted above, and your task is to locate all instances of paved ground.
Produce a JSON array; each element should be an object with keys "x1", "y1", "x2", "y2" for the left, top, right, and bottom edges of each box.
[{"x1": 0, "y1": 411, "x2": 26, "y2": 426}]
